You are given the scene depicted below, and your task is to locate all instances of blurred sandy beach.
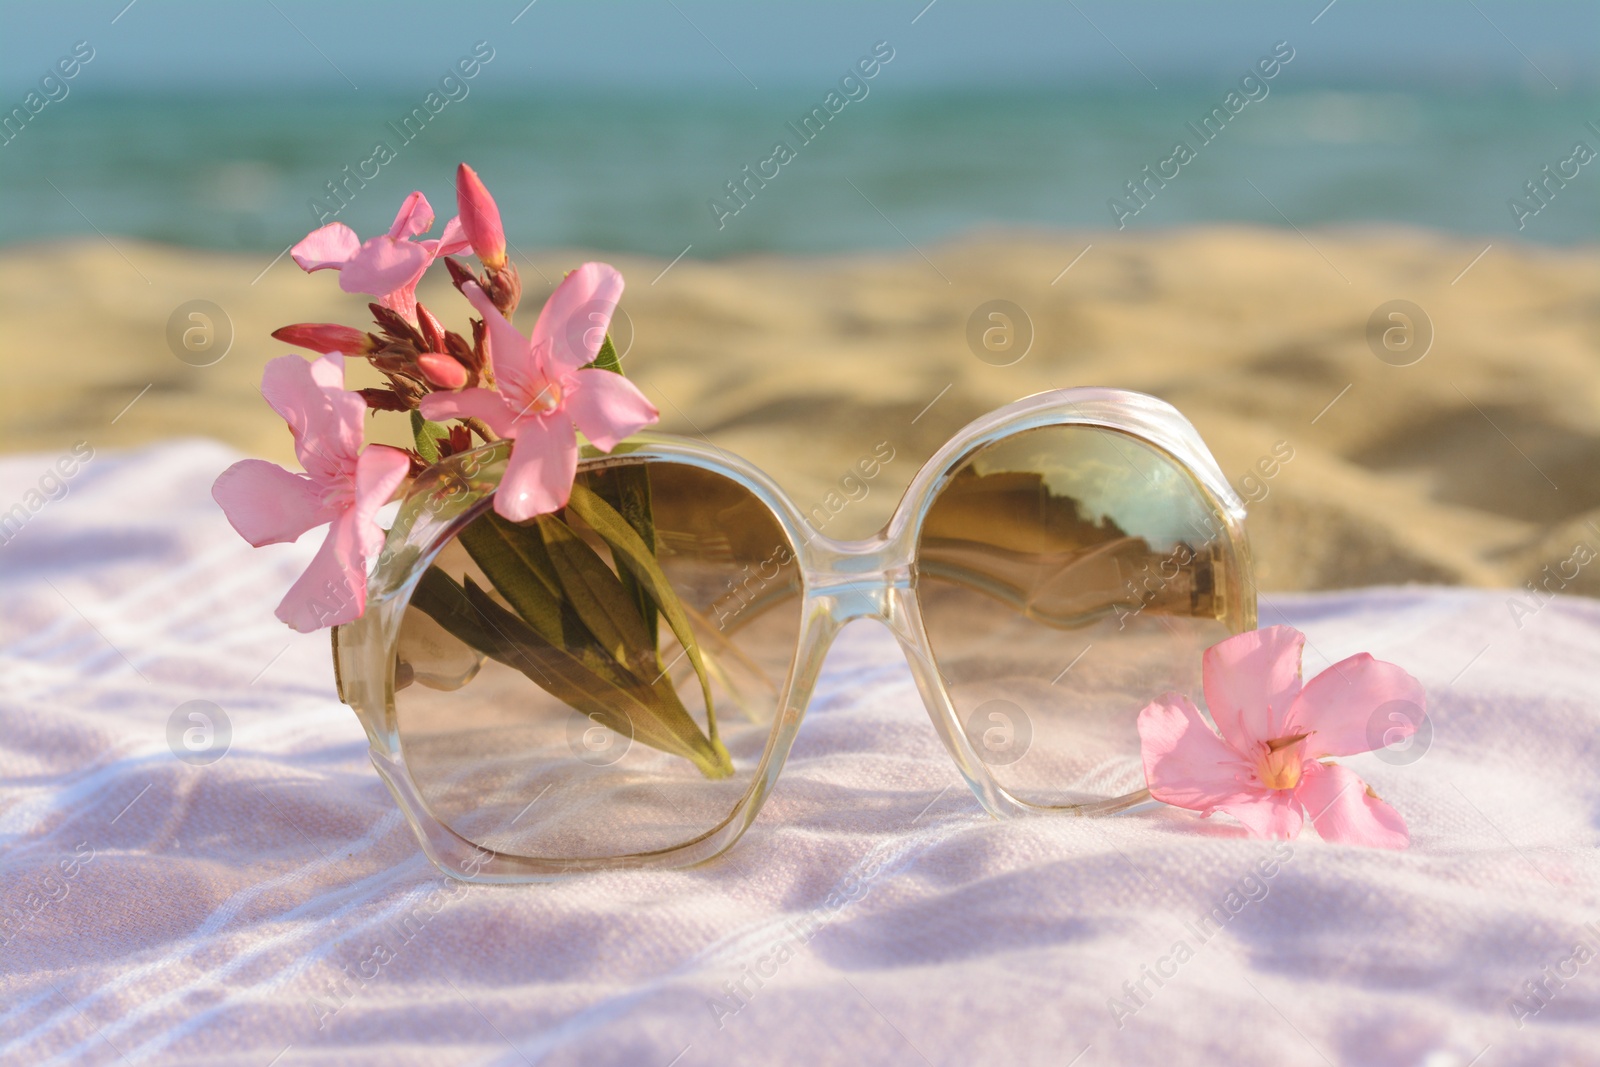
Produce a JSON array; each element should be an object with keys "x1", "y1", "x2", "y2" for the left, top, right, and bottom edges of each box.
[{"x1": 5, "y1": 228, "x2": 1596, "y2": 596}]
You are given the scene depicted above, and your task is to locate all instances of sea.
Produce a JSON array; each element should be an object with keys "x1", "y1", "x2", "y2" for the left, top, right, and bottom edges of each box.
[{"x1": 2, "y1": 86, "x2": 1596, "y2": 257}]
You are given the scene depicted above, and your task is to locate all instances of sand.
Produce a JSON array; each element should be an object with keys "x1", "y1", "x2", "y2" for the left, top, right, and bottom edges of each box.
[{"x1": 4, "y1": 228, "x2": 1598, "y2": 595}]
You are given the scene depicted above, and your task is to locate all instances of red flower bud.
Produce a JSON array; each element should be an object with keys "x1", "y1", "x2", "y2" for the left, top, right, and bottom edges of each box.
[
  {"x1": 456, "y1": 163, "x2": 507, "y2": 271},
  {"x1": 357, "y1": 387, "x2": 410, "y2": 412},
  {"x1": 443, "y1": 255, "x2": 475, "y2": 292},
  {"x1": 415, "y1": 302, "x2": 446, "y2": 354},
  {"x1": 271, "y1": 323, "x2": 374, "y2": 356},
  {"x1": 417, "y1": 351, "x2": 468, "y2": 390}
]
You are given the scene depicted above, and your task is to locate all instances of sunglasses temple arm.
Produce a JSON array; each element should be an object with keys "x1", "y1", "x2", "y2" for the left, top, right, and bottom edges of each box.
[{"x1": 1062, "y1": 789, "x2": 1155, "y2": 817}]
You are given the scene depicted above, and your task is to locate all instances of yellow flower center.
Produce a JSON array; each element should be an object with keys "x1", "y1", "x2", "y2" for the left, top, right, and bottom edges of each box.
[
  {"x1": 526, "y1": 379, "x2": 563, "y2": 415},
  {"x1": 1258, "y1": 732, "x2": 1310, "y2": 791}
]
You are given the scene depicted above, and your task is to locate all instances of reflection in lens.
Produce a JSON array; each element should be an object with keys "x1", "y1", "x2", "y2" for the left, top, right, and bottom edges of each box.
[
  {"x1": 916, "y1": 425, "x2": 1250, "y2": 808},
  {"x1": 394, "y1": 459, "x2": 802, "y2": 862}
]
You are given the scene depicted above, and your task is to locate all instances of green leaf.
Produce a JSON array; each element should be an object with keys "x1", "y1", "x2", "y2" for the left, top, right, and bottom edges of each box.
[
  {"x1": 585, "y1": 466, "x2": 659, "y2": 649},
  {"x1": 564, "y1": 482, "x2": 720, "y2": 745},
  {"x1": 536, "y1": 513, "x2": 658, "y2": 677},
  {"x1": 411, "y1": 566, "x2": 499, "y2": 651},
  {"x1": 587, "y1": 331, "x2": 623, "y2": 375},
  {"x1": 442, "y1": 528, "x2": 633, "y2": 705},
  {"x1": 409, "y1": 567, "x2": 733, "y2": 778},
  {"x1": 579, "y1": 333, "x2": 660, "y2": 647},
  {"x1": 410, "y1": 410, "x2": 451, "y2": 465},
  {"x1": 457, "y1": 511, "x2": 568, "y2": 647}
]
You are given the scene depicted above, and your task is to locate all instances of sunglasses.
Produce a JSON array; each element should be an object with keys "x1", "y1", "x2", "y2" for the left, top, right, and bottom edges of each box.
[{"x1": 332, "y1": 387, "x2": 1254, "y2": 881}]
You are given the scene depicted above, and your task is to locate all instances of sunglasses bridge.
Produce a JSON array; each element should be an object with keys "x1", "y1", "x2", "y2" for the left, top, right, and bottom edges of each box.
[{"x1": 795, "y1": 531, "x2": 917, "y2": 626}]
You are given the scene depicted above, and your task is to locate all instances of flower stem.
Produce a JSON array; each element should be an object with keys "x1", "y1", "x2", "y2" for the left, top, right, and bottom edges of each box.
[{"x1": 463, "y1": 417, "x2": 499, "y2": 443}]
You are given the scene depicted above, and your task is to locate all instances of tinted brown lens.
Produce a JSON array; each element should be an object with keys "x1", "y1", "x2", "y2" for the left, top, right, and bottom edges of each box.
[
  {"x1": 915, "y1": 425, "x2": 1249, "y2": 807},
  {"x1": 393, "y1": 459, "x2": 802, "y2": 861}
]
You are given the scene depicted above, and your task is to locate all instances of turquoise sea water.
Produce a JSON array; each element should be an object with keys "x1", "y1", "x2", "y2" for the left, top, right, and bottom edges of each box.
[{"x1": 2, "y1": 87, "x2": 1596, "y2": 256}]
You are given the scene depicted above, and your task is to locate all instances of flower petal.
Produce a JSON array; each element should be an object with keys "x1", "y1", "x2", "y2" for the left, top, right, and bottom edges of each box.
[
  {"x1": 211, "y1": 459, "x2": 331, "y2": 546},
  {"x1": 1296, "y1": 760, "x2": 1408, "y2": 849},
  {"x1": 387, "y1": 191, "x2": 434, "y2": 239},
  {"x1": 1203, "y1": 625, "x2": 1305, "y2": 751},
  {"x1": 461, "y1": 282, "x2": 537, "y2": 403},
  {"x1": 417, "y1": 387, "x2": 518, "y2": 439},
  {"x1": 566, "y1": 368, "x2": 658, "y2": 451},
  {"x1": 1215, "y1": 789, "x2": 1304, "y2": 841},
  {"x1": 352, "y1": 445, "x2": 412, "y2": 557},
  {"x1": 495, "y1": 416, "x2": 577, "y2": 521},
  {"x1": 1287, "y1": 653, "x2": 1427, "y2": 759},
  {"x1": 275, "y1": 513, "x2": 366, "y2": 632},
  {"x1": 378, "y1": 284, "x2": 420, "y2": 324},
  {"x1": 291, "y1": 223, "x2": 360, "y2": 272},
  {"x1": 260, "y1": 355, "x2": 364, "y2": 480},
  {"x1": 530, "y1": 261, "x2": 624, "y2": 373},
  {"x1": 339, "y1": 235, "x2": 433, "y2": 303},
  {"x1": 273, "y1": 445, "x2": 410, "y2": 633},
  {"x1": 306, "y1": 351, "x2": 345, "y2": 391},
  {"x1": 435, "y1": 215, "x2": 471, "y2": 257},
  {"x1": 260, "y1": 354, "x2": 322, "y2": 431},
  {"x1": 1138, "y1": 692, "x2": 1257, "y2": 813}
]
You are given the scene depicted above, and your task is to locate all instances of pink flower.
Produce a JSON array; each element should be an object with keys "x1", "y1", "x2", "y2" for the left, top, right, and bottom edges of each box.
[
  {"x1": 212, "y1": 355, "x2": 410, "y2": 632},
  {"x1": 418, "y1": 263, "x2": 657, "y2": 522},
  {"x1": 456, "y1": 163, "x2": 506, "y2": 271},
  {"x1": 1137, "y1": 625, "x2": 1424, "y2": 849},
  {"x1": 291, "y1": 192, "x2": 469, "y2": 321}
]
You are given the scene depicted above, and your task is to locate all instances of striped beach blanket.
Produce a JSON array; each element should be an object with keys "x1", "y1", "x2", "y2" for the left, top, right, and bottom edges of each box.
[{"x1": 2, "y1": 440, "x2": 1597, "y2": 1065}]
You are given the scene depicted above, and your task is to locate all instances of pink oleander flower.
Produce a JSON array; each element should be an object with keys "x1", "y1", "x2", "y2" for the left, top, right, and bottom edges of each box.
[
  {"x1": 212, "y1": 355, "x2": 410, "y2": 632},
  {"x1": 418, "y1": 263, "x2": 658, "y2": 521},
  {"x1": 291, "y1": 192, "x2": 469, "y2": 321},
  {"x1": 1137, "y1": 625, "x2": 1423, "y2": 849},
  {"x1": 456, "y1": 163, "x2": 506, "y2": 271}
]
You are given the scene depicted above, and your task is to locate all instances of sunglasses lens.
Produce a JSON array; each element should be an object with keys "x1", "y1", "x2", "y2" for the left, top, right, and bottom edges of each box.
[
  {"x1": 392, "y1": 458, "x2": 801, "y2": 863},
  {"x1": 916, "y1": 425, "x2": 1249, "y2": 807}
]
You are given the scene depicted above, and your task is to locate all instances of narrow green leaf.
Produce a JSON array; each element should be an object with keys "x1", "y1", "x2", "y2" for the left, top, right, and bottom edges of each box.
[
  {"x1": 457, "y1": 511, "x2": 567, "y2": 646},
  {"x1": 419, "y1": 556, "x2": 636, "y2": 713},
  {"x1": 580, "y1": 334, "x2": 660, "y2": 647},
  {"x1": 459, "y1": 504, "x2": 721, "y2": 753},
  {"x1": 587, "y1": 331, "x2": 623, "y2": 375},
  {"x1": 411, "y1": 566, "x2": 498, "y2": 650},
  {"x1": 410, "y1": 410, "x2": 450, "y2": 465},
  {"x1": 564, "y1": 482, "x2": 720, "y2": 744},
  {"x1": 409, "y1": 567, "x2": 732, "y2": 777},
  {"x1": 584, "y1": 466, "x2": 659, "y2": 649},
  {"x1": 536, "y1": 514, "x2": 658, "y2": 677}
]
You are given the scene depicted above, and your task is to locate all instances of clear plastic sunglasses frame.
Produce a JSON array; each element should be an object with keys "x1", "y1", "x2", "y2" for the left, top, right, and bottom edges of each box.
[{"x1": 333, "y1": 387, "x2": 1254, "y2": 881}]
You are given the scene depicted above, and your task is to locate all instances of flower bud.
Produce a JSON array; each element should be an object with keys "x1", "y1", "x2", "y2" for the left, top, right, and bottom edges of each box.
[
  {"x1": 388, "y1": 376, "x2": 427, "y2": 405},
  {"x1": 456, "y1": 163, "x2": 506, "y2": 271},
  {"x1": 443, "y1": 255, "x2": 476, "y2": 292},
  {"x1": 271, "y1": 323, "x2": 375, "y2": 356},
  {"x1": 415, "y1": 303, "x2": 447, "y2": 354},
  {"x1": 444, "y1": 329, "x2": 479, "y2": 372},
  {"x1": 417, "y1": 351, "x2": 469, "y2": 390},
  {"x1": 368, "y1": 303, "x2": 425, "y2": 350},
  {"x1": 485, "y1": 262, "x2": 521, "y2": 317},
  {"x1": 357, "y1": 387, "x2": 410, "y2": 411}
]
